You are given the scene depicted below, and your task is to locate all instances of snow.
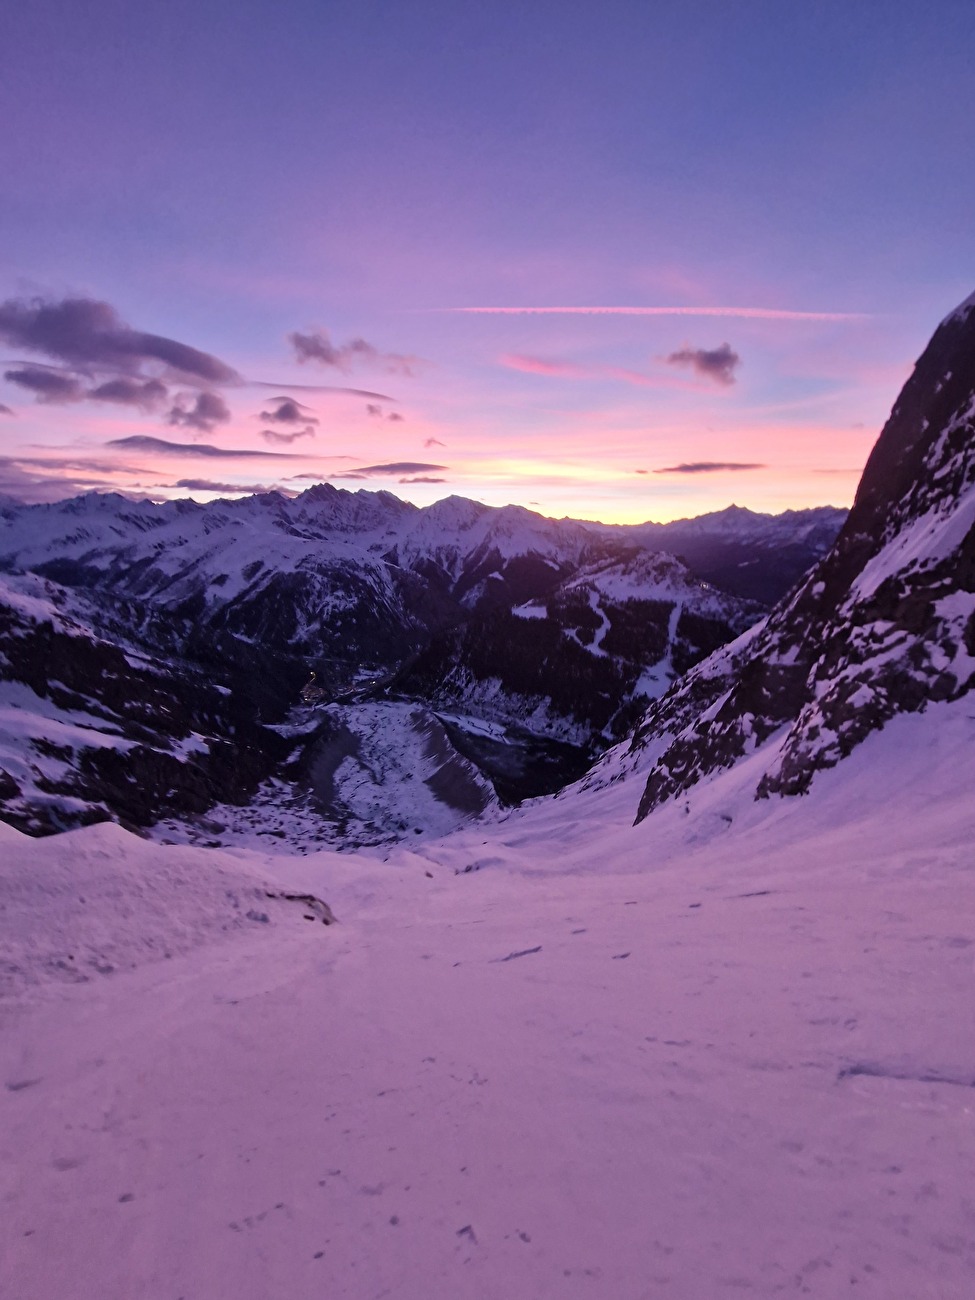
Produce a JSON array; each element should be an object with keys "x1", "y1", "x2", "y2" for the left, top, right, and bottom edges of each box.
[
  {"x1": 0, "y1": 488, "x2": 812, "y2": 646},
  {"x1": 510, "y1": 601, "x2": 547, "y2": 620},
  {"x1": 0, "y1": 580, "x2": 69, "y2": 628},
  {"x1": 0, "y1": 679, "x2": 136, "y2": 819},
  {"x1": 153, "y1": 701, "x2": 498, "y2": 853},
  {"x1": 434, "y1": 711, "x2": 509, "y2": 741},
  {"x1": 849, "y1": 481, "x2": 975, "y2": 602},
  {"x1": 630, "y1": 598, "x2": 683, "y2": 697},
  {"x1": 2, "y1": 698, "x2": 974, "y2": 1298},
  {"x1": 939, "y1": 287, "x2": 975, "y2": 326}
]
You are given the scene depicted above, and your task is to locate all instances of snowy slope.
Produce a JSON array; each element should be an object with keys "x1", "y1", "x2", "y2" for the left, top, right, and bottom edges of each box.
[{"x1": 1, "y1": 696, "x2": 973, "y2": 1300}]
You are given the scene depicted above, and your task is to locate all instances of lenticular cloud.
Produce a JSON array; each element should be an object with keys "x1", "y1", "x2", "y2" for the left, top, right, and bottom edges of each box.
[{"x1": 0, "y1": 295, "x2": 239, "y2": 383}]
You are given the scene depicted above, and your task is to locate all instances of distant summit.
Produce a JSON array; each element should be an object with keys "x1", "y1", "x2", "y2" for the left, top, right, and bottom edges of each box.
[{"x1": 597, "y1": 504, "x2": 847, "y2": 603}]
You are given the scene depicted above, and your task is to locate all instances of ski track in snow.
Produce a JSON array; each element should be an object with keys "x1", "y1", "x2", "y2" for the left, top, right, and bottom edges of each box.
[{"x1": 2, "y1": 700, "x2": 975, "y2": 1298}]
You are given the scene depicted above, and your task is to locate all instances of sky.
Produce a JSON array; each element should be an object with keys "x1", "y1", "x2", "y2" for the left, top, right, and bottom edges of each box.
[{"x1": 1, "y1": 0, "x2": 974, "y2": 523}]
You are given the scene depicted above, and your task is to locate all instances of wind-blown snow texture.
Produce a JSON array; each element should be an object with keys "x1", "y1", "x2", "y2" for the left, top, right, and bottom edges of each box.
[
  {"x1": 1, "y1": 699, "x2": 973, "y2": 1299},
  {"x1": 632, "y1": 292, "x2": 975, "y2": 818}
]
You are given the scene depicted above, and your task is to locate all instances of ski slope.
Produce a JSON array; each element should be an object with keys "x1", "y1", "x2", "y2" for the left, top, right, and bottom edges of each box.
[{"x1": 2, "y1": 698, "x2": 974, "y2": 1299}]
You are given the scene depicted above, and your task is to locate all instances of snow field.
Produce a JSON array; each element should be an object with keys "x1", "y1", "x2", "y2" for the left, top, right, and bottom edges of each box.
[{"x1": 1, "y1": 699, "x2": 974, "y2": 1297}]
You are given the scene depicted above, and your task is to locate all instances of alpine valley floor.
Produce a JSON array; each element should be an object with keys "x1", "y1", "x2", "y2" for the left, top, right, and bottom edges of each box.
[{"x1": 2, "y1": 697, "x2": 974, "y2": 1300}]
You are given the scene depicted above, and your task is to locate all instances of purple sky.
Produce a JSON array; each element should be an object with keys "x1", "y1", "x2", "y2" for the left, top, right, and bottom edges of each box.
[{"x1": 1, "y1": 0, "x2": 973, "y2": 520}]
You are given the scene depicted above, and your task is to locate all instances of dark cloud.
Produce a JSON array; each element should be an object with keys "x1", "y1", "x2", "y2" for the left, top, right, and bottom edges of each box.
[
  {"x1": 289, "y1": 328, "x2": 418, "y2": 377},
  {"x1": 89, "y1": 377, "x2": 169, "y2": 409},
  {"x1": 664, "y1": 342, "x2": 741, "y2": 386},
  {"x1": 170, "y1": 478, "x2": 296, "y2": 497},
  {"x1": 332, "y1": 473, "x2": 369, "y2": 481},
  {"x1": 107, "y1": 435, "x2": 299, "y2": 459},
  {"x1": 0, "y1": 296, "x2": 238, "y2": 383},
  {"x1": 634, "y1": 468, "x2": 649, "y2": 475},
  {"x1": 259, "y1": 396, "x2": 318, "y2": 425},
  {"x1": 355, "y1": 461, "x2": 448, "y2": 475},
  {"x1": 399, "y1": 476, "x2": 446, "y2": 484},
  {"x1": 261, "y1": 427, "x2": 315, "y2": 445},
  {"x1": 424, "y1": 437, "x2": 446, "y2": 448},
  {"x1": 5, "y1": 363, "x2": 169, "y2": 410},
  {"x1": 4, "y1": 365, "x2": 86, "y2": 402},
  {"x1": 653, "y1": 461, "x2": 765, "y2": 474},
  {"x1": 167, "y1": 391, "x2": 232, "y2": 432},
  {"x1": 0, "y1": 403, "x2": 13, "y2": 415},
  {"x1": 8, "y1": 452, "x2": 153, "y2": 474},
  {"x1": 366, "y1": 402, "x2": 404, "y2": 422}
]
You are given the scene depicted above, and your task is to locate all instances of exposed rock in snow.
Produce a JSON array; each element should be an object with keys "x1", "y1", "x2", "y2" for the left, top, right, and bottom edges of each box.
[
  {"x1": 0, "y1": 573, "x2": 290, "y2": 835},
  {"x1": 395, "y1": 549, "x2": 761, "y2": 746}
]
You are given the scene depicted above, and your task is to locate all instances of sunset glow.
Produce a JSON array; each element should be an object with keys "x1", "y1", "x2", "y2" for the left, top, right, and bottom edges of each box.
[{"x1": 1, "y1": 2, "x2": 972, "y2": 522}]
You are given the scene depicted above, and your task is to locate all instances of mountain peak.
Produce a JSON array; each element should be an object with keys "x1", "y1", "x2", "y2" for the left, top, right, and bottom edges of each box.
[{"x1": 938, "y1": 286, "x2": 975, "y2": 328}]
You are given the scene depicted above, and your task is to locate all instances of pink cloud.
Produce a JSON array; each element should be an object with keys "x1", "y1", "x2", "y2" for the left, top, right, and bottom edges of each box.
[
  {"x1": 453, "y1": 305, "x2": 871, "y2": 321},
  {"x1": 501, "y1": 353, "x2": 589, "y2": 378},
  {"x1": 499, "y1": 354, "x2": 706, "y2": 391}
]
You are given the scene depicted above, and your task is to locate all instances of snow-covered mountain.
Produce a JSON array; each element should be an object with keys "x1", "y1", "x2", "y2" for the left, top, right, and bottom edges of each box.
[
  {"x1": 396, "y1": 548, "x2": 760, "y2": 748},
  {"x1": 604, "y1": 503, "x2": 848, "y2": 602},
  {"x1": 618, "y1": 290, "x2": 975, "y2": 820},
  {"x1": 0, "y1": 487, "x2": 834, "y2": 836},
  {"x1": 0, "y1": 488, "x2": 827, "y2": 663}
]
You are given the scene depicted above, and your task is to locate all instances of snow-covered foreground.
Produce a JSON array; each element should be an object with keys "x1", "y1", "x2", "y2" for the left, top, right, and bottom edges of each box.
[{"x1": 2, "y1": 703, "x2": 974, "y2": 1299}]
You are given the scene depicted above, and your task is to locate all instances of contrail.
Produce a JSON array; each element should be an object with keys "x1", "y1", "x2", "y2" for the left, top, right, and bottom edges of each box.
[{"x1": 442, "y1": 306, "x2": 870, "y2": 321}]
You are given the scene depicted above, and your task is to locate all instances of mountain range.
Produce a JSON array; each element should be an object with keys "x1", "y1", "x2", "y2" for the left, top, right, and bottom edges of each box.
[{"x1": 0, "y1": 489, "x2": 841, "y2": 839}]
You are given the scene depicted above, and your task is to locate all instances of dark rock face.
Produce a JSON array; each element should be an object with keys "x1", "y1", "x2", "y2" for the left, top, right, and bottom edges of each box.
[
  {"x1": 0, "y1": 579, "x2": 290, "y2": 835},
  {"x1": 634, "y1": 294, "x2": 975, "y2": 821}
]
